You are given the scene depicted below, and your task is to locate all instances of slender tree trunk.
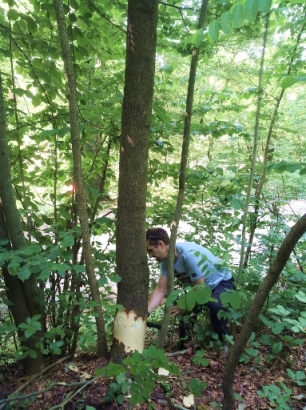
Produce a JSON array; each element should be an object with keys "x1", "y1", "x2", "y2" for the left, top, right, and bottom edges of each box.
[
  {"x1": 223, "y1": 213, "x2": 306, "y2": 409},
  {"x1": 110, "y1": 0, "x2": 158, "y2": 362},
  {"x1": 157, "y1": 0, "x2": 209, "y2": 348},
  {"x1": 237, "y1": 14, "x2": 270, "y2": 282},
  {"x1": 0, "y1": 73, "x2": 44, "y2": 375},
  {"x1": 243, "y1": 19, "x2": 306, "y2": 270},
  {"x1": 53, "y1": 0, "x2": 108, "y2": 357}
]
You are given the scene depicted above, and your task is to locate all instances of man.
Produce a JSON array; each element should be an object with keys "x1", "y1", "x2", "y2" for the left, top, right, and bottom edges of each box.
[{"x1": 146, "y1": 227, "x2": 235, "y2": 345}]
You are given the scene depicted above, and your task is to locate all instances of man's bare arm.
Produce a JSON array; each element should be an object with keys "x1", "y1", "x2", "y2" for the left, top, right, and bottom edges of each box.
[{"x1": 148, "y1": 275, "x2": 168, "y2": 314}]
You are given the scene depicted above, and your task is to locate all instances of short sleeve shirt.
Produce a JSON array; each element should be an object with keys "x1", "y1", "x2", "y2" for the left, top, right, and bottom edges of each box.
[{"x1": 160, "y1": 242, "x2": 232, "y2": 289}]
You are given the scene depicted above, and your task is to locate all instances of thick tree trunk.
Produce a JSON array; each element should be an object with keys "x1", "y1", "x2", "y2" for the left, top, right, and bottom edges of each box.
[
  {"x1": 0, "y1": 73, "x2": 44, "y2": 375},
  {"x1": 110, "y1": 0, "x2": 158, "y2": 362},
  {"x1": 53, "y1": 0, "x2": 108, "y2": 358},
  {"x1": 223, "y1": 214, "x2": 306, "y2": 409}
]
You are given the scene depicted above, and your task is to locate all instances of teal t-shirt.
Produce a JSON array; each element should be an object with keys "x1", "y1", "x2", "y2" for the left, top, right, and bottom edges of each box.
[{"x1": 160, "y1": 242, "x2": 232, "y2": 289}]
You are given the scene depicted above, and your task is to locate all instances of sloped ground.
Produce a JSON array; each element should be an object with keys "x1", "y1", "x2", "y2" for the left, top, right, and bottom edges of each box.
[{"x1": 0, "y1": 329, "x2": 305, "y2": 410}]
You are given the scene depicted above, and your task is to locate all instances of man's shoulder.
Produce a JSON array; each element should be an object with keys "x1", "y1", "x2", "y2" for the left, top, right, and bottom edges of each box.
[{"x1": 176, "y1": 242, "x2": 208, "y2": 255}]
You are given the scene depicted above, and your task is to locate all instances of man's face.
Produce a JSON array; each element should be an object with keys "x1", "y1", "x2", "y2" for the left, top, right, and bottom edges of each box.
[{"x1": 146, "y1": 240, "x2": 169, "y2": 262}]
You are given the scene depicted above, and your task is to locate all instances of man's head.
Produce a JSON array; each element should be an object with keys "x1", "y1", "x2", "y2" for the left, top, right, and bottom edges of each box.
[{"x1": 146, "y1": 227, "x2": 169, "y2": 262}]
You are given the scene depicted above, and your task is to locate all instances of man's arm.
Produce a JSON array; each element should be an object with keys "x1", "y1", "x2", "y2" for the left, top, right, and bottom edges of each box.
[
  {"x1": 148, "y1": 275, "x2": 168, "y2": 314},
  {"x1": 191, "y1": 277, "x2": 204, "y2": 285}
]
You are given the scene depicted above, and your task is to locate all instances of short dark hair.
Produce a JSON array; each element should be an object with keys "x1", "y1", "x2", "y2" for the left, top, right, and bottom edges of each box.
[{"x1": 146, "y1": 227, "x2": 169, "y2": 246}]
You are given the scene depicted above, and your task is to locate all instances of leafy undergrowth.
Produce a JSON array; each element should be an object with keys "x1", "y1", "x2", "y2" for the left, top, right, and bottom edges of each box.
[{"x1": 0, "y1": 329, "x2": 305, "y2": 410}]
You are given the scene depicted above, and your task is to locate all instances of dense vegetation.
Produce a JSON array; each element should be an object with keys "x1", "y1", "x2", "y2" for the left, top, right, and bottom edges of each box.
[{"x1": 0, "y1": 0, "x2": 305, "y2": 408}]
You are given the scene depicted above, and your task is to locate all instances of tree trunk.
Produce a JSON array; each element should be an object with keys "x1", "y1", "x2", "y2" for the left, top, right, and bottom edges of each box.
[
  {"x1": 242, "y1": 19, "x2": 306, "y2": 270},
  {"x1": 53, "y1": 0, "x2": 108, "y2": 357},
  {"x1": 157, "y1": 0, "x2": 209, "y2": 348},
  {"x1": 110, "y1": 0, "x2": 158, "y2": 362},
  {"x1": 0, "y1": 73, "x2": 44, "y2": 375},
  {"x1": 223, "y1": 213, "x2": 306, "y2": 409}
]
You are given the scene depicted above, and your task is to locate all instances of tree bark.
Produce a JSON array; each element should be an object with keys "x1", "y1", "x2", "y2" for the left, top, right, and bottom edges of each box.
[
  {"x1": 110, "y1": 0, "x2": 158, "y2": 362},
  {"x1": 0, "y1": 72, "x2": 44, "y2": 375},
  {"x1": 223, "y1": 213, "x2": 306, "y2": 409},
  {"x1": 53, "y1": 0, "x2": 108, "y2": 357}
]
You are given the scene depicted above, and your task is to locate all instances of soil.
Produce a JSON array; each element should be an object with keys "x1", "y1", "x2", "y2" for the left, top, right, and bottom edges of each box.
[{"x1": 0, "y1": 328, "x2": 305, "y2": 410}]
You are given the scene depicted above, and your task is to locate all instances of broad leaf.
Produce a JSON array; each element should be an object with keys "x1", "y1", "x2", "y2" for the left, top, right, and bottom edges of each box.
[
  {"x1": 258, "y1": 0, "x2": 272, "y2": 12},
  {"x1": 186, "y1": 289, "x2": 197, "y2": 310},
  {"x1": 220, "y1": 12, "x2": 232, "y2": 34},
  {"x1": 245, "y1": 0, "x2": 258, "y2": 22},
  {"x1": 232, "y1": 4, "x2": 245, "y2": 29},
  {"x1": 193, "y1": 28, "x2": 203, "y2": 47},
  {"x1": 208, "y1": 20, "x2": 220, "y2": 42},
  {"x1": 19, "y1": 265, "x2": 32, "y2": 281},
  {"x1": 280, "y1": 76, "x2": 297, "y2": 89},
  {"x1": 272, "y1": 341, "x2": 282, "y2": 354}
]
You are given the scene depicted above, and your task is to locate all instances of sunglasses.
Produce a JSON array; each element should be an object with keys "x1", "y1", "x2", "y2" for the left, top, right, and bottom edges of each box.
[{"x1": 146, "y1": 234, "x2": 160, "y2": 240}]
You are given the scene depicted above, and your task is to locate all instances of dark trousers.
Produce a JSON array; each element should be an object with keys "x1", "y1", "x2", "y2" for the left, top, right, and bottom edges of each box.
[{"x1": 178, "y1": 277, "x2": 235, "y2": 344}]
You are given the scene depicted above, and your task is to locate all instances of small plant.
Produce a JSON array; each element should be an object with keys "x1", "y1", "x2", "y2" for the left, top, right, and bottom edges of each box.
[
  {"x1": 239, "y1": 332, "x2": 260, "y2": 364},
  {"x1": 286, "y1": 368, "x2": 306, "y2": 386},
  {"x1": 97, "y1": 345, "x2": 207, "y2": 408},
  {"x1": 104, "y1": 373, "x2": 130, "y2": 405},
  {"x1": 257, "y1": 382, "x2": 292, "y2": 410},
  {"x1": 96, "y1": 346, "x2": 180, "y2": 408}
]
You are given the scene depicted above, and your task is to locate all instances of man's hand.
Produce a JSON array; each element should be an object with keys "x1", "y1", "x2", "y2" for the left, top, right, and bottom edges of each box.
[{"x1": 171, "y1": 305, "x2": 183, "y2": 316}]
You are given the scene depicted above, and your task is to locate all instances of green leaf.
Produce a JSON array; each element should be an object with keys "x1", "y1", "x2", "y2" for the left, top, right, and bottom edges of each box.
[
  {"x1": 245, "y1": 347, "x2": 258, "y2": 356},
  {"x1": 194, "y1": 285, "x2": 212, "y2": 305},
  {"x1": 189, "y1": 378, "x2": 207, "y2": 397},
  {"x1": 220, "y1": 290, "x2": 240, "y2": 309},
  {"x1": 177, "y1": 293, "x2": 187, "y2": 310},
  {"x1": 287, "y1": 368, "x2": 296, "y2": 380},
  {"x1": 193, "y1": 28, "x2": 203, "y2": 47},
  {"x1": 258, "y1": 0, "x2": 272, "y2": 12},
  {"x1": 272, "y1": 341, "x2": 282, "y2": 354},
  {"x1": 232, "y1": 4, "x2": 245, "y2": 29},
  {"x1": 299, "y1": 167, "x2": 306, "y2": 176},
  {"x1": 165, "y1": 289, "x2": 182, "y2": 306},
  {"x1": 259, "y1": 334, "x2": 272, "y2": 345},
  {"x1": 295, "y1": 291, "x2": 306, "y2": 303},
  {"x1": 0, "y1": 47, "x2": 11, "y2": 57},
  {"x1": 280, "y1": 76, "x2": 297, "y2": 89},
  {"x1": 186, "y1": 290, "x2": 197, "y2": 310},
  {"x1": 40, "y1": 127, "x2": 70, "y2": 138},
  {"x1": 28, "y1": 349, "x2": 38, "y2": 358},
  {"x1": 21, "y1": 244, "x2": 42, "y2": 256},
  {"x1": 39, "y1": 269, "x2": 50, "y2": 281},
  {"x1": 19, "y1": 264, "x2": 32, "y2": 281},
  {"x1": 245, "y1": 0, "x2": 258, "y2": 22},
  {"x1": 96, "y1": 362, "x2": 126, "y2": 377},
  {"x1": 220, "y1": 12, "x2": 232, "y2": 34},
  {"x1": 208, "y1": 20, "x2": 219, "y2": 42}
]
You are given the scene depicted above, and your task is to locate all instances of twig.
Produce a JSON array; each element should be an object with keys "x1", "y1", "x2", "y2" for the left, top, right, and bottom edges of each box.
[
  {"x1": 13, "y1": 356, "x2": 71, "y2": 395},
  {"x1": 0, "y1": 380, "x2": 98, "y2": 409},
  {"x1": 166, "y1": 348, "x2": 192, "y2": 357},
  {"x1": 48, "y1": 377, "x2": 98, "y2": 410}
]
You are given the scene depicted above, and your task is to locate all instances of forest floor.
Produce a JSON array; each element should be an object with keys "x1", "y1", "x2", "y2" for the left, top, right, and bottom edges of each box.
[{"x1": 0, "y1": 327, "x2": 306, "y2": 410}]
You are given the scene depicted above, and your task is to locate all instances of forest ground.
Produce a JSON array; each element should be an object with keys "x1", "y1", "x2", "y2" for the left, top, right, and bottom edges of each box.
[{"x1": 0, "y1": 325, "x2": 305, "y2": 410}]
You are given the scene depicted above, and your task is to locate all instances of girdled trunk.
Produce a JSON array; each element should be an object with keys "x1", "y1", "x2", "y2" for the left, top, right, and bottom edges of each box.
[{"x1": 110, "y1": 0, "x2": 159, "y2": 362}]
